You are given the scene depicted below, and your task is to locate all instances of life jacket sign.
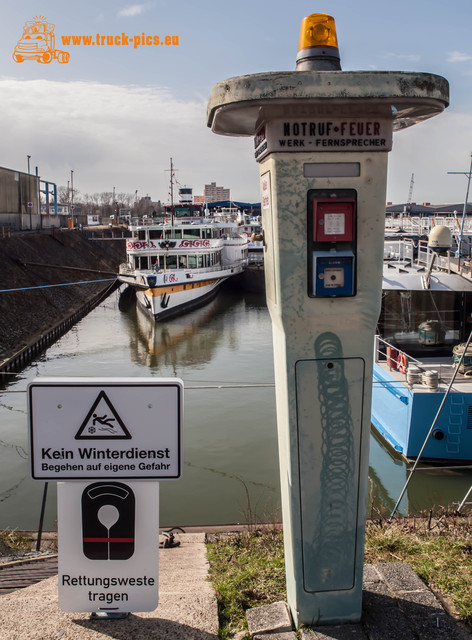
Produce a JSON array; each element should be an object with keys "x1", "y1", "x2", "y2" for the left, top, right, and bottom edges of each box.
[{"x1": 58, "y1": 480, "x2": 159, "y2": 613}]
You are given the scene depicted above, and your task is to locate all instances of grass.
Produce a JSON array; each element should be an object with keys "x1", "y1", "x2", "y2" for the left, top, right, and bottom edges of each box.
[
  {"x1": 365, "y1": 510, "x2": 472, "y2": 626},
  {"x1": 0, "y1": 529, "x2": 33, "y2": 553},
  {"x1": 206, "y1": 511, "x2": 472, "y2": 638},
  {"x1": 206, "y1": 528, "x2": 285, "y2": 639}
]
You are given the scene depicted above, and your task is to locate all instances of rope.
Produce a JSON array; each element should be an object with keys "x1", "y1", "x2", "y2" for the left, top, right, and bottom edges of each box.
[{"x1": 0, "y1": 278, "x2": 116, "y2": 293}]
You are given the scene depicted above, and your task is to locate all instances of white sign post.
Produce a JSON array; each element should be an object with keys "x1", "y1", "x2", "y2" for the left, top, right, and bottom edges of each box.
[
  {"x1": 28, "y1": 377, "x2": 183, "y2": 480},
  {"x1": 27, "y1": 377, "x2": 183, "y2": 616},
  {"x1": 58, "y1": 480, "x2": 159, "y2": 613}
]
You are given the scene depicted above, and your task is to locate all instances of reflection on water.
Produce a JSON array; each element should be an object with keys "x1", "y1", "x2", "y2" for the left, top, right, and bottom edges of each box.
[
  {"x1": 1, "y1": 286, "x2": 472, "y2": 530},
  {"x1": 368, "y1": 429, "x2": 472, "y2": 516},
  {"x1": 127, "y1": 294, "x2": 229, "y2": 369}
]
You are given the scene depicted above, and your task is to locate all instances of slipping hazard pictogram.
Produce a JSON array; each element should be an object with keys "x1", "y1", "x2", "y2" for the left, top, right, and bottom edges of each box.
[{"x1": 75, "y1": 391, "x2": 131, "y2": 440}]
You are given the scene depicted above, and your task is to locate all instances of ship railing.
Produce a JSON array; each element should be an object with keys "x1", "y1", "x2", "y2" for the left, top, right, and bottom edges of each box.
[
  {"x1": 149, "y1": 262, "x2": 246, "y2": 276},
  {"x1": 374, "y1": 336, "x2": 422, "y2": 372},
  {"x1": 248, "y1": 253, "x2": 264, "y2": 265},
  {"x1": 384, "y1": 238, "x2": 415, "y2": 261},
  {"x1": 374, "y1": 336, "x2": 453, "y2": 388}
]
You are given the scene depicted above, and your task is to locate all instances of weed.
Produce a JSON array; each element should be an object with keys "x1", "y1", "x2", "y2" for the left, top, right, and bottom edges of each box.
[{"x1": 206, "y1": 529, "x2": 285, "y2": 638}]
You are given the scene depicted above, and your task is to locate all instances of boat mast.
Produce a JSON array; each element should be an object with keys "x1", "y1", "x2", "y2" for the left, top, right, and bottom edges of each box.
[{"x1": 170, "y1": 157, "x2": 175, "y2": 226}]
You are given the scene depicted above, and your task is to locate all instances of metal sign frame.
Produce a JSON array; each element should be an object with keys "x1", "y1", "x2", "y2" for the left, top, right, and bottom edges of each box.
[{"x1": 28, "y1": 377, "x2": 183, "y2": 480}]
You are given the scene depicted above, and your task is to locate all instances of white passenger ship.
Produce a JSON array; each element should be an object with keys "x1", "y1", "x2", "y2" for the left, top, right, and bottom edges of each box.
[{"x1": 118, "y1": 219, "x2": 248, "y2": 320}]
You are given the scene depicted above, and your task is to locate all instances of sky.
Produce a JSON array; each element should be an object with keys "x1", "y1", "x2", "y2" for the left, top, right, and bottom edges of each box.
[{"x1": 1, "y1": 0, "x2": 472, "y2": 206}]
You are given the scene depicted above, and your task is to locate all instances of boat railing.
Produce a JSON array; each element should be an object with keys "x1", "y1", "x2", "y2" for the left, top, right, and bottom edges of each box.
[
  {"x1": 384, "y1": 238, "x2": 415, "y2": 261},
  {"x1": 374, "y1": 336, "x2": 422, "y2": 371},
  {"x1": 385, "y1": 215, "x2": 472, "y2": 236},
  {"x1": 149, "y1": 261, "x2": 246, "y2": 276},
  {"x1": 374, "y1": 336, "x2": 454, "y2": 389},
  {"x1": 248, "y1": 253, "x2": 264, "y2": 265}
]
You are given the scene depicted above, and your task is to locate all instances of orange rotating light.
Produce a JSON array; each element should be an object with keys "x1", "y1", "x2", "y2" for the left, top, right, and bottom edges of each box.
[{"x1": 296, "y1": 13, "x2": 341, "y2": 71}]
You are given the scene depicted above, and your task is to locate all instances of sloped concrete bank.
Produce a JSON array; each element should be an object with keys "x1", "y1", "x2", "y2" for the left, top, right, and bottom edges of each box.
[{"x1": 0, "y1": 229, "x2": 126, "y2": 374}]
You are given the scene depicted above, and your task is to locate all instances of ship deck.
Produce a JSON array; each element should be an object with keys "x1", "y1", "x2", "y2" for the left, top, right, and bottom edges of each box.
[{"x1": 374, "y1": 356, "x2": 472, "y2": 395}]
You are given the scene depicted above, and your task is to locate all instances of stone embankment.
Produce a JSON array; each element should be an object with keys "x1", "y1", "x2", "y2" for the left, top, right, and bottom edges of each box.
[{"x1": 0, "y1": 228, "x2": 127, "y2": 368}]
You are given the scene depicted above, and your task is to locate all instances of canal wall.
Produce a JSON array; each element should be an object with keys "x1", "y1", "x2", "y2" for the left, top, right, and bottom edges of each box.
[{"x1": 0, "y1": 229, "x2": 126, "y2": 375}]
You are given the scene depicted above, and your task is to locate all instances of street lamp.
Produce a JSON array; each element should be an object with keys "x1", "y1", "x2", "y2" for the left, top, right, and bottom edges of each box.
[{"x1": 27, "y1": 155, "x2": 31, "y2": 174}]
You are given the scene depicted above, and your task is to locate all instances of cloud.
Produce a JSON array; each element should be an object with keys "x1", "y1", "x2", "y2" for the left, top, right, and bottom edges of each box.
[
  {"x1": 3, "y1": 77, "x2": 467, "y2": 207},
  {"x1": 0, "y1": 77, "x2": 259, "y2": 202},
  {"x1": 117, "y1": 4, "x2": 147, "y2": 18},
  {"x1": 384, "y1": 52, "x2": 421, "y2": 63},
  {"x1": 387, "y1": 111, "x2": 472, "y2": 204},
  {"x1": 447, "y1": 51, "x2": 472, "y2": 63}
]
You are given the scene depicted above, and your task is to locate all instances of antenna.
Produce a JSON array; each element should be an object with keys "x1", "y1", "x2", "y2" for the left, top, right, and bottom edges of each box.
[
  {"x1": 165, "y1": 158, "x2": 178, "y2": 225},
  {"x1": 406, "y1": 173, "x2": 414, "y2": 213}
]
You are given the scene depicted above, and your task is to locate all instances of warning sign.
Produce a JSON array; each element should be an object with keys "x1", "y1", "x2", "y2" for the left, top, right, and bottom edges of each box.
[
  {"x1": 75, "y1": 391, "x2": 131, "y2": 440},
  {"x1": 27, "y1": 377, "x2": 183, "y2": 480}
]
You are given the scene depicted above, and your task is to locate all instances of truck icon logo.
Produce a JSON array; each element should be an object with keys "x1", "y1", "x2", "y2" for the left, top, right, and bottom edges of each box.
[{"x1": 13, "y1": 15, "x2": 70, "y2": 64}]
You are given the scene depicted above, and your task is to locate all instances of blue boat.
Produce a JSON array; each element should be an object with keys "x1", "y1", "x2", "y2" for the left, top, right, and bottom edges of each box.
[{"x1": 371, "y1": 236, "x2": 472, "y2": 462}]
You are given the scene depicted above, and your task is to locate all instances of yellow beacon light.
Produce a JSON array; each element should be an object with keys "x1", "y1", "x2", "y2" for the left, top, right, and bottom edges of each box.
[{"x1": 296, "y1": 13, "x2": 341, "y2": 71}]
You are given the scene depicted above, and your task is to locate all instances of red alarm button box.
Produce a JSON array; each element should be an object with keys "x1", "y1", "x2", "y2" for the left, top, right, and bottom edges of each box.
[{"x1": 313, "y1": 198, "x2": 355, "y2": 243}]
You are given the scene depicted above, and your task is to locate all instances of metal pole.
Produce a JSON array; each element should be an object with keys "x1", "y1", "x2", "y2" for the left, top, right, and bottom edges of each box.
[
  {"x1": 36, "y1": 482, "x2": 49, "y2": 551},
  {"x1": 388, "y1": 327, "x2": 472, "y2": 521},
  {"x1": 456, "y1": 485, "x2": 472, "y2": 513},
  {"x1": 447, "y1": 152, "x2": 472, "y2": 265}
]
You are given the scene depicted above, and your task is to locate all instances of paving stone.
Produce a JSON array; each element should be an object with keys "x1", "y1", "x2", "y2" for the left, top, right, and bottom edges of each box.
[
  {"x1": 246, "y1": 601, "x2": 293, "y2": 636},
  {"x1": 363, "y1": 564, "x2": 382, "y2": 584},
  {"x1": 375, "y1": 562, "x2": 426, "y2": 593},
  {"x1": 400, "y1": 606, "x2": 471, "y2": 640},
  {"x1": 363, "y1": 600, "x2": 417, "y2": 640},
  {"x1": 362, "y1": 581, "x2": 396, "y2": 610},
  {"x1": 300, "y1": 622, "x2": 368, "y2": 639}
]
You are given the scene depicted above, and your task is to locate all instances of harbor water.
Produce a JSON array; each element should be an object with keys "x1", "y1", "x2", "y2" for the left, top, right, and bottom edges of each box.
[{"x1": 1, "y1": 286, "x2": 472, "y2": 530}]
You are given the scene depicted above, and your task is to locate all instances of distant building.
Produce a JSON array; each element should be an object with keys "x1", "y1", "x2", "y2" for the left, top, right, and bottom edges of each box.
[
  {"x1": 204, "y1": 182, "x2": 230, "y2": 203},
  {"x1": 193, "y1": 195, "x2": 205, "y2": 205}
]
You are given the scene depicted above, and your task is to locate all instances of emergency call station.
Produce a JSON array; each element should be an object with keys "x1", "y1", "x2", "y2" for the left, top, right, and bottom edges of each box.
[{"x1": 208, "y1": 13, "x2": 448, "y2": 627}]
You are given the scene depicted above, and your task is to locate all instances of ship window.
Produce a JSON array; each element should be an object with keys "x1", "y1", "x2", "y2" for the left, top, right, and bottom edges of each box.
[
  {"x1": 178, "y1": 256, "x2": 187, "y2": 268},
  {"x1": 173, "y1": 229, "x2": 182, "y2": 239},
  {"x1": 139, "y1": 256, "x2": 148, "y2": 269},
  {"x1": 182, "y1": 229, "x2": 201, "y2": 239},
  {"x1": 188, "y1": 255, "x2": 197, "y2": 268},
  {"x1": 149, "y1": 230, "x2": 162, "y2": 239},
  {"x1": 150, "y1": 255, "x2": 158, "y2": 268},
  {"x1": 378, "y1": 290, "x2": 465, "y2": 358},
  {"x1": 166, "y1": 255, "x2": 177, "y2": 269},
  {"x1": 197, "y1": 255, "x2": 203, "y2": 268},
  {"x1": 134, "y1": 256, "x2": 140, "y2": 268},
  {"x1": 138, "y1": 230, "x2": 146, "y2": 240}
]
